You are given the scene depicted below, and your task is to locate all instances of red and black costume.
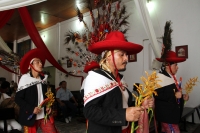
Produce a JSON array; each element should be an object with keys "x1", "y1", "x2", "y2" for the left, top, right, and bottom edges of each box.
[
  {"x1": 83, "y1": 31, "x2": 143, "y2": 133},
  {"x1": 83, "y1": 69, "x2": 133, "y2": 133},
  {"x1": 15, "y1": 48, "x2": 57, "y2": 133},
  {"x1": 155, "y1": 21, "x2": 187, "y2": 133}
]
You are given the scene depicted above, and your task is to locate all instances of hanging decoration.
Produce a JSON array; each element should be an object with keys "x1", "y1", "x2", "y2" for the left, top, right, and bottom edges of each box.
[
  {"x1": 0, "y1": 49, "x2": 20, "y2": 74},
  {"x1": 0, "y1": 9, "x2": 14, "y2": 29},
  {"x1": 61, "y1": 0, "x2": 130, "y2": 75},
  {"x1": 0, "y1": 49, "x2": 20, "y2": 66}
]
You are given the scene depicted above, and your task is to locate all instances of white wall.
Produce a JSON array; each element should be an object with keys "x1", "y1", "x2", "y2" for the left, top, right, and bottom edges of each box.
[
  {"x1": 56, "y1": 13, "x2": 91, "y2": 91},
  {"x1": 6, "y1": 0, "x2": 200, "y2": 122}
]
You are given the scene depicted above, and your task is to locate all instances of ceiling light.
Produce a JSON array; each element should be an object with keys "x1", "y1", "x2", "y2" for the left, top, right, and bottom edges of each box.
[
  {"x1": 146, "y1": 0, "x2": 155, "y2": 13},
  {"x1": 41, "y1": 14, "x2": 45, "y2": 24},
  {"x1": 76, "y1": 1, "x2": 82, "y2": 9}
]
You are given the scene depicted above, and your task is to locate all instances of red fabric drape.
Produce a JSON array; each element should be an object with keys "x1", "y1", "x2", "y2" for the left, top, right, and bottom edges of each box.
[
  {"x1": 18, "y1": 7, "x2": 83, "y2": 83},
  {"x1": 0, "y1": 65, "x2": 19, "y2": 75},
  {"x1": 0, "y1": 9, "x2": 15, "y2": 29}
]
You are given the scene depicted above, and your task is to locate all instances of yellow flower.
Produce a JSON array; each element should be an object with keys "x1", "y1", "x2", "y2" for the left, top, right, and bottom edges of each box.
[
  {"x1": 45, "y1": 89, "x2": 55, "y2": 106},
  {"x1": 132, "y1": 71, "x2": 161, "y2": 106},
  {"x1": 184, "y1": 77, "x2": 199, "y2": 94}
]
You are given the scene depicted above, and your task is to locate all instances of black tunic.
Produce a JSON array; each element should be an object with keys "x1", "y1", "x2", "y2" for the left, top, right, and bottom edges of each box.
[
  {"x1": 154, "y1": 70, "x2": 183, "y2": 124},
  {"x1": 83, "y1": 69, "x2": 133, "y2": 133},
  {"x1": 15, "y1": 72, "x2": 47, "y2": 126}
]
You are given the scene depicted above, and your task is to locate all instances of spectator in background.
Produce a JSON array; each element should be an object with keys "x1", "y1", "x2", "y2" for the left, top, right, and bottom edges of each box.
[
  {"x1": 4, "y1": 81, "x2": 13, "y2": 96},
  {"x1": 0, "y1": 81, "x2": 22, "y2": 132},
  {"x1": 56, "y1": 81, "x2": 78, "y2": 123},
  {"x1": 10, "y1": 81, "x2": 14, "y2": 88},
  {"x1": 56, "y1": 82, "x2": 62, "y2": 93},
  {"x1": 11, "y1": 83, "x2": 18, "y2": 99}
]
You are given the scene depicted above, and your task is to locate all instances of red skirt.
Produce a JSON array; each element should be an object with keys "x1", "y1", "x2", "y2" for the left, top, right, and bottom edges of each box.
[
  {"x1": 161, "y1": 122, "x2": 180, "y2": 133},
  {"x1": 24, "y1": 118, "x2": 58, "y2": 133}
]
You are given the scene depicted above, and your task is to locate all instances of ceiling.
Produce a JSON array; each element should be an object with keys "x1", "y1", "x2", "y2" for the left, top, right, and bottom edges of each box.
[{"x1": 0, "y1": 0, "x2": 117, "y2": 43}]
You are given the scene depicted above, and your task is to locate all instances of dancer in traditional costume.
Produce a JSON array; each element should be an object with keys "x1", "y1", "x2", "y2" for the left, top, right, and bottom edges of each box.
[
  {"x1": 15, "y1": 48, "x2": 58, "y2": 133},
  {"x1": 83, "y1": 31, "x2": 154, "y2": 133},
  {"x1": 154, "y1": 21, "x2": 189, "y2": 133}
]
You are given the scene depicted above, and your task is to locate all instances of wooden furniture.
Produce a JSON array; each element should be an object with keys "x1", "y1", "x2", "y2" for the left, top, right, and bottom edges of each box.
[
  {"x1": 181, "y1": 107, "x2": 195, "y2": 131},
  {"x1": 195, "y1": 105, "x2": 200, "y2": 120}
]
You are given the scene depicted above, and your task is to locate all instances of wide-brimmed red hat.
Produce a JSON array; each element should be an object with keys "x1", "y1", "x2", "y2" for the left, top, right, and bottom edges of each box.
[
  {"x1": 20, "y1": 48, "x2": 46, "y2": 74},
  {"x1": 156, "y1": 51, "x2": 186, "y2": 63},
  {"x1": 88, "y1": 31, "x2": 143, "y2": 55},
  {"x1": 83, "y1": 61, "x2": 100, "y2": 73}
]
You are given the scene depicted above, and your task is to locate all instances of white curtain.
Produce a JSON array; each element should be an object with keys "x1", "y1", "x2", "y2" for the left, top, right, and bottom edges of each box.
[
  {"x1": 0, "y1": 0, "x2": 46, "y2": 11},
  {"x1": 0, "y1": 36, "x2": 12, "y2": 52}
]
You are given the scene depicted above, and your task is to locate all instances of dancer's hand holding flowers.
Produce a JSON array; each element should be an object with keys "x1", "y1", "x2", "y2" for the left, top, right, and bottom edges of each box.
[
  {"x1": 183, "y1": 94, "x2": 189, "y2": 101},
  {"x1": 126, "y1": 107, "x2": 143, "y2": 122}
]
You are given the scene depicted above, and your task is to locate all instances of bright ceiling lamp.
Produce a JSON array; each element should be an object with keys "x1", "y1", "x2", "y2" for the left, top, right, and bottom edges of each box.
[
  {"x1": 146, "y1": 0, "x2": 155, "y2": 13},
  {"x1": 0, "y1": 0, "x2": 46, "y2": 11}
]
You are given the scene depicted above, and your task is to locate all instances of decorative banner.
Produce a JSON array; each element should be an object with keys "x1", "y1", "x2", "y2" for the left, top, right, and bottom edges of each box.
[{"x1": 0, "y1": 9, "x2": 14, "y2": 29}]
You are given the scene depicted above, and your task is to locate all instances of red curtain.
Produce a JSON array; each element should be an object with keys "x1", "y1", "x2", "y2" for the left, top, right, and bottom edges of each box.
[
  {"x1": 0, "y1": 9, "x2": 15, "y2": 29},
  {"x1": 18, "y1": 7, "x2": 83, "y2": 83},
  {"x1": 0, "y1": 65, "x2": 19, "y2": 75}
]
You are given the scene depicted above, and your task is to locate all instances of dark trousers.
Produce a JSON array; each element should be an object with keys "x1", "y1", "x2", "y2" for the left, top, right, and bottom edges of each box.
[{"x1": 60, "y1": 101, "x2": 77, "y2": 118}]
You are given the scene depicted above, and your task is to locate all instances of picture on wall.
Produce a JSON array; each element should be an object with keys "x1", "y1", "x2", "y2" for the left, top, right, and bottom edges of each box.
[
  {"x1": 17, "y1": 39, "x2": 31, "y2": 58},
  {"x1": 128, "y1": 54, "x2": 137, "y2": 62},
  {"x1": 67, "y1": 59, "x2": 72, "y2": 68},
  {"x1": 175, "y1": 45, "x2": 188, "y2": 58}
]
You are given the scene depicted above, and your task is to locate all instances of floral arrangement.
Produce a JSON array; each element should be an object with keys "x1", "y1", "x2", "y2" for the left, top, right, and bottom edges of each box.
[
  {"x1": 131, "y1": 71, "x2": 161, "y2": 133},
  {"x1": 44, "y1": 88, "x2": 55, "y2": 124},
  {"x1": 59, "y1": 0, "x2": 130, "y2": 76}
]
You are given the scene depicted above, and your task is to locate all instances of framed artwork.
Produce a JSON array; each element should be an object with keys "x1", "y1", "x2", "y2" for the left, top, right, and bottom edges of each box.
[
  {"x1": 128, "y1": 54, "x2": 137, "y2": 62},
  {"x1": 17, "y1": 39, "x2": 31, "y2": 58},
  {"x1": 175, "y1": 45, "x2": 188, "y2": 58},
  {"x1": 67, "y1": 60, "x2": 72, "y2": 68}
]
